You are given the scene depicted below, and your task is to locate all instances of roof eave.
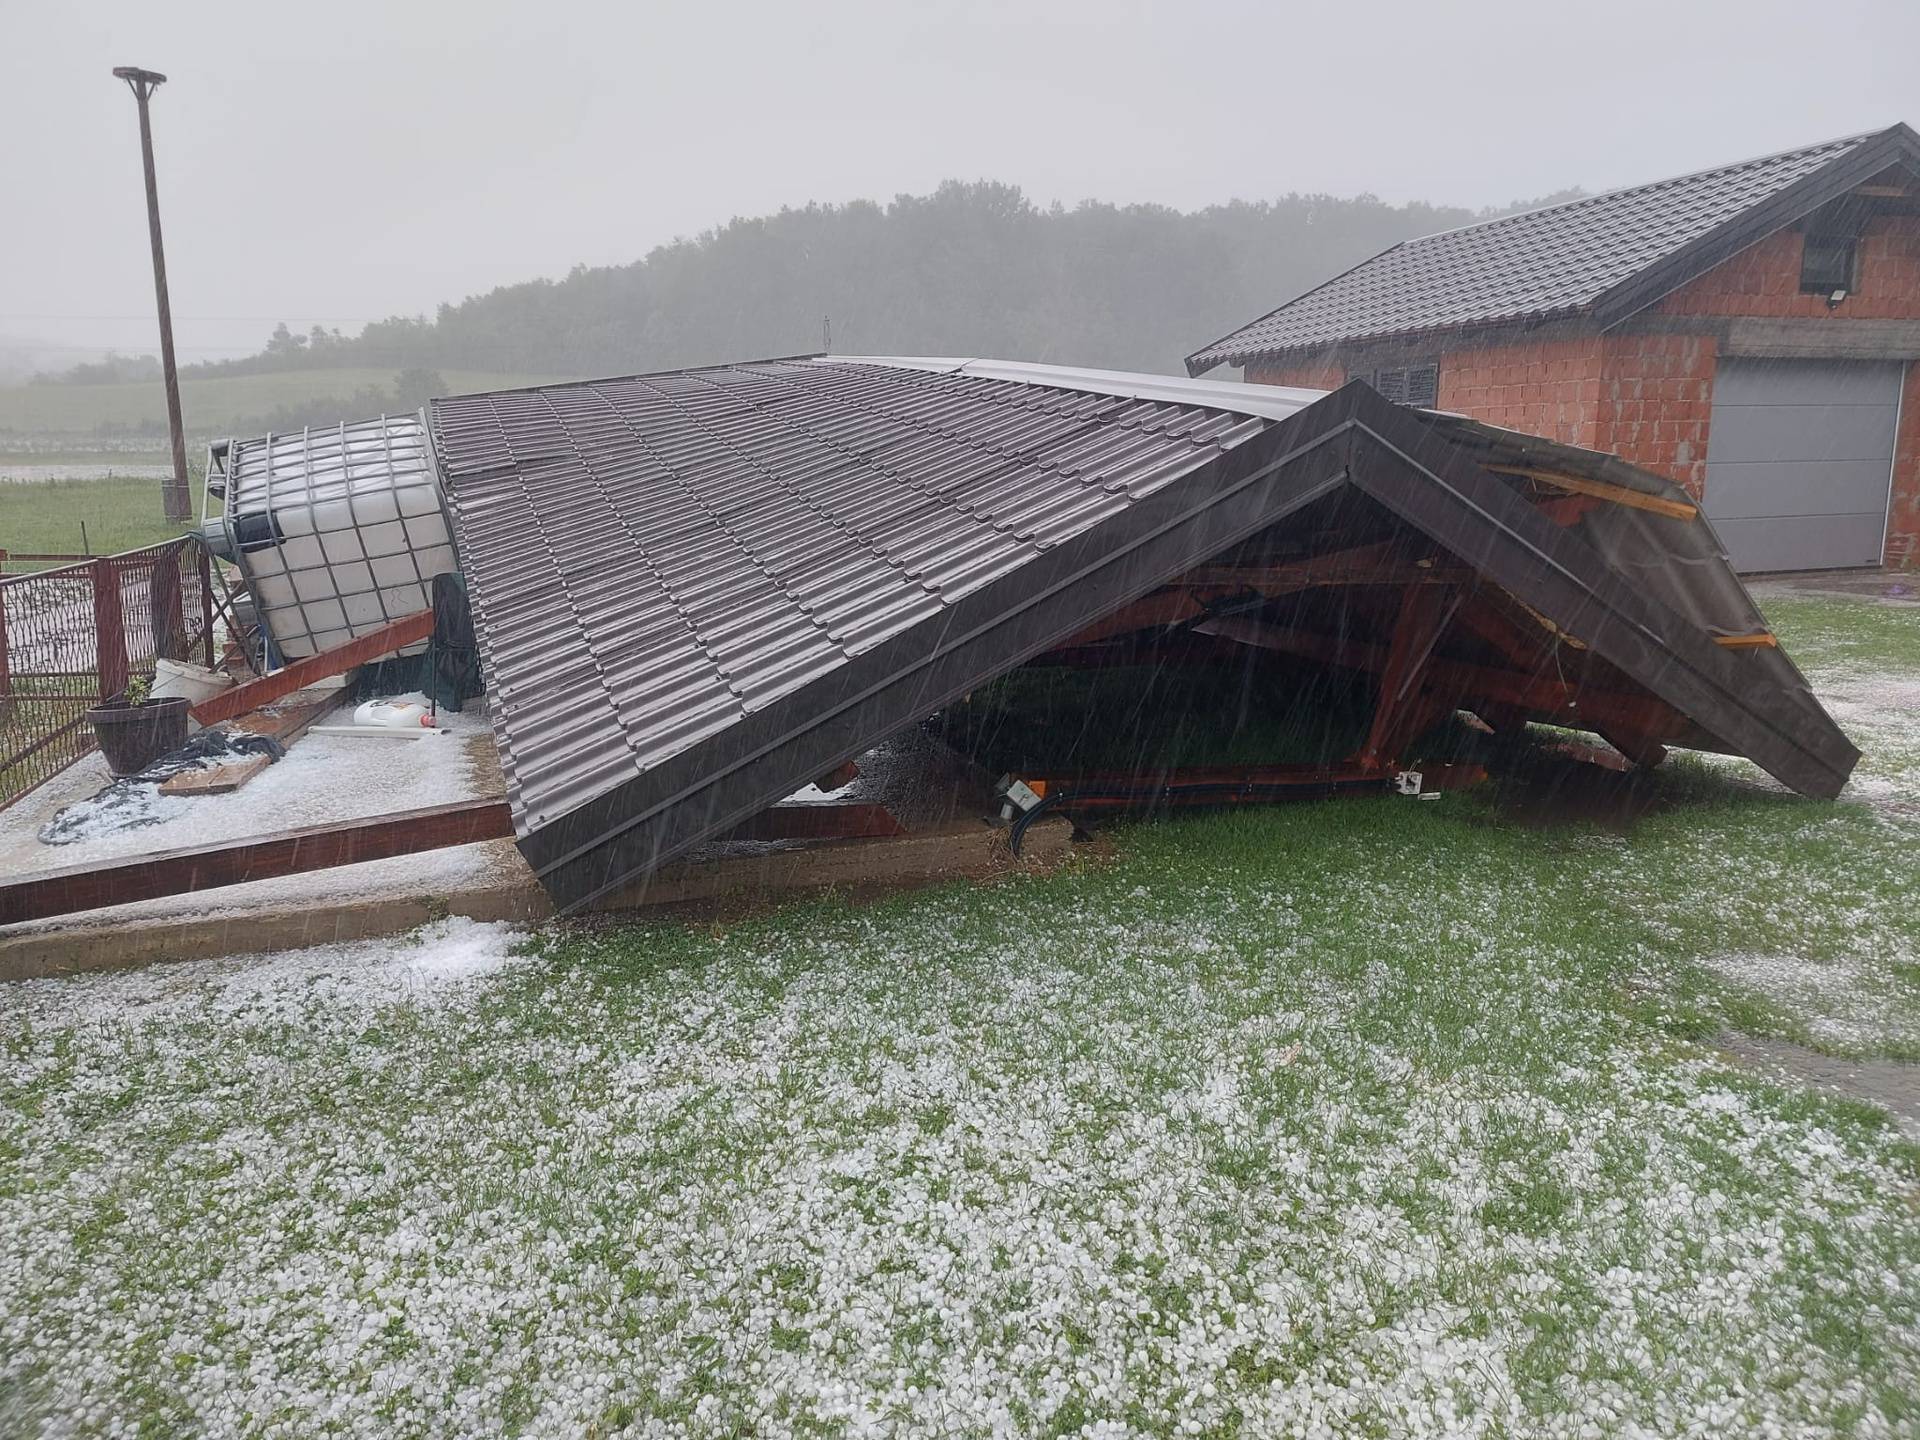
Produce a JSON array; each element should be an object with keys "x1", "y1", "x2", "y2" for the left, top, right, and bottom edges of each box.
[{"x1": 1192, "y1": 308, "x2": 1597, "y2": 373}]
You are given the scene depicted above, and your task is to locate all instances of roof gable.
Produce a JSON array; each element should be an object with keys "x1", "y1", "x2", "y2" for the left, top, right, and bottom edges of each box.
[{"x1": 1187, "y1": 124, "x2": 1920, "y2": 372}]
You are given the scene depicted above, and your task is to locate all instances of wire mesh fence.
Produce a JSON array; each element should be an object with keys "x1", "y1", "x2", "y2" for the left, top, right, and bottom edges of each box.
[{"x1": 0, "y1": 538, "x2": 214, "y2": 811}]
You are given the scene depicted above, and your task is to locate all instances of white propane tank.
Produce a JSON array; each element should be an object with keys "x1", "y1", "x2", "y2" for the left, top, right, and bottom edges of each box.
[{"x1": 201, "y1": 413, "x2": 456, "y2": 660}]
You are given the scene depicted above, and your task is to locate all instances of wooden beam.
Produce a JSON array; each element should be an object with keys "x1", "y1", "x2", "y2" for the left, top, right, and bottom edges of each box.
[
  {"x1": 190, "y1": 610, "x2": 434, "y2": 727},
  {"x1": 1454, "y1": 596, "x2": 1591, "y2": 664},
  {"x1": 1055, "y1": 590, "x2": 1207, "y2": 648},
  {"x1": 1485, "y1": 465, "x2": 1699, "y2": 521},
  {"x1": 1177, "y1": 540, "x2": 1438, "y2": 591},
  {"x1": 1596, "y1": 728, "x2": 1669, "y2": 770},
  {"x1": 1007, "y1": 761, "x2": 1490, "y2": 815},
  {"x1": 1714, "y1": 632, "x2": 1779, "y2": 649},
  {"x1": 725, "y1": 803, "x2": 904, "y2": 843},
  {"x1": 1053, "y1": 543, "x2": 1468, "y2": 652},
  {"x1": 1355, "y1": 585, "x2": 1460, "y2": 767},
  {"x1": 0, "y1": 797, "x2": 908, "y2": 925},
  {"x1": 1196, "y1": 613, "x2": 1683, "y2": 737},
  {"x1": 0, "y1": 798, "x2": 515, "y2": 926}
]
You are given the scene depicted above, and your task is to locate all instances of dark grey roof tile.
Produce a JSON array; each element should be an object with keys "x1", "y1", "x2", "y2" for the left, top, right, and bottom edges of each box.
[{"x1": 1188, "y1": 130, "x2": 1900, "y2": 368}]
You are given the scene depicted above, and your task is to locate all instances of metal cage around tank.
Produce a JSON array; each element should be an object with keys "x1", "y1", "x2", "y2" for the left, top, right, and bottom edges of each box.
[{"x1": 201, "y1": 413, "x2": 457, "y2": 662}]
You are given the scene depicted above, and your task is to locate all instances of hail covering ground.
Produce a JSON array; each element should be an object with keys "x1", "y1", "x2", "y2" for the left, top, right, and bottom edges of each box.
[{"x1": 1, "y1": 594, "x2": 1917, "y2": 1436}]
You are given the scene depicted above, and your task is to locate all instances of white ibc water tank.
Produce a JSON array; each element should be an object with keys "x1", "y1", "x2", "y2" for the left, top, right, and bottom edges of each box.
[{"x1": 202, "y1": 413, "x2": 456, "y2": 659}]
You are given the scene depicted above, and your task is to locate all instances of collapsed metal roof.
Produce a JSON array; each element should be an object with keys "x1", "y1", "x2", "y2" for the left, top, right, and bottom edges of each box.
[{"x1": 425, "y1": 357, "x2": 1857, "y2": 912}]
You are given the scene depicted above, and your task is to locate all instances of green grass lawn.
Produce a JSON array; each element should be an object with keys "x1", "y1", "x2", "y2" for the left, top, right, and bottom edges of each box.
[
  {"x1": 0, "y1": 368, "x2": 561, "y2": 439},
  {"x1": 0, "y1": 476, "x2": 198, "y2": 562},
  {"x1": 1, "y1": 592, "x2": 1916, "y2": 1436}
]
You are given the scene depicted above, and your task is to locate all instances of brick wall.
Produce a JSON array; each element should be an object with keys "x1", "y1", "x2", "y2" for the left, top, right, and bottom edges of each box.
[
  {"x1": 1432, "y1": 337, "x2": 1606, "y2": 449},
  {"x1": 1657, "y1": 216, "x2": 1920, "y2": 320},
  {"x1": 1251, "y1": 340, "x2": 1608, "y2": 446},
  {"x1": 1593, "y1": 334, "x2": 1717, "y2": 496}
]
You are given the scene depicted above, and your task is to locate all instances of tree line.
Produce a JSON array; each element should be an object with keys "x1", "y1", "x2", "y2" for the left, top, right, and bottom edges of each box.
[{"x1": 52, "y1": 179, "x2": 1583, "y2": 385}]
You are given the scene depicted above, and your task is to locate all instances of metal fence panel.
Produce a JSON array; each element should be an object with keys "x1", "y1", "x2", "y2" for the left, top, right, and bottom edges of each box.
[{"x1": 0, "y1": 538, "x2": 213, "y2": 810}]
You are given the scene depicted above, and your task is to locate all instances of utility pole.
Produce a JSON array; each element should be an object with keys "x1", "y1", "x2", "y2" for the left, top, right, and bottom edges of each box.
[{"x1": 112, "y1": 66, "x2": 192, "y2": 525}]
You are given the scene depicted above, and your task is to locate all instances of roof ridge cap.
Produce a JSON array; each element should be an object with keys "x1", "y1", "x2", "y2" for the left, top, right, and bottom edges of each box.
[{"x1": 1403, "y1": 126, "x2": 1891, "y2": 248}]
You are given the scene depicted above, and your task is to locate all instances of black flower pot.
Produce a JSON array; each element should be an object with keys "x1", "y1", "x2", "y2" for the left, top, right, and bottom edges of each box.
[{"x1": 86, "y1": 694, "x2": 191, "y2": 778}]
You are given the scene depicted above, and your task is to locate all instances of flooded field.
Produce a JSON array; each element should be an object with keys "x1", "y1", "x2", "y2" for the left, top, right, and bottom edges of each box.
[{"x1": 0, "y1": 462, "x2": 174, "y2": 485}]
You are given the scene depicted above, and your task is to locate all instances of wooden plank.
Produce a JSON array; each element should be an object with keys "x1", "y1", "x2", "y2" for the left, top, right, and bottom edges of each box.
[
  {"x1": 1485, "y1": 466, "x2": 1698, "y2": 521},
  {"x1": 1714, "y1": 632, "x2": 1779, "y2": 649},
  {"x1": 229, "y1": 691, "x2": 342, "y2": 746},
  {"x1": 189, "y1": 610, "x2": 433, "y2": 727},
  {"x1": 157, "y1": 753, "x2": 272, "y2": 796},
  {"x1": 0, "y1": 798, "x2": 515, "y2": 926}
]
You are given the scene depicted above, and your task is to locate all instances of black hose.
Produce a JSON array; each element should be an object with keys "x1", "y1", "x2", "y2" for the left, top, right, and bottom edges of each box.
[{"x1": 1008, "y1": 790, "x2": 1068, "y2": 856}]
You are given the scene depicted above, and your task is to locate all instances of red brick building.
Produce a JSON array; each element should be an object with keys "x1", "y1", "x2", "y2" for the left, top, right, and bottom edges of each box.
[{"x1": 1187, "y1": 126, "x2": 1920, "y2": 571}]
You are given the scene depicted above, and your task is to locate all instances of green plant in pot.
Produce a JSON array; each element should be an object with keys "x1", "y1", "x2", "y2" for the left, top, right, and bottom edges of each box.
[{"x1": 86, "y1": 673, "x2": 192, "y2": 777}]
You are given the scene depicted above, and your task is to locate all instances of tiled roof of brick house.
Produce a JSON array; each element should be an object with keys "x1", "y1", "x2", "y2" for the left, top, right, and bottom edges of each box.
[{"x1": 1187, "y1": 124, "x2": 1920, "y2": 373}]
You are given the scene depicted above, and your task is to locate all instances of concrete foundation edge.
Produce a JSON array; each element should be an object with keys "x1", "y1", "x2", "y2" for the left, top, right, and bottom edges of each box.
[{"x1": 0, "y1": 820, "x2": 1073, "y2": 982}]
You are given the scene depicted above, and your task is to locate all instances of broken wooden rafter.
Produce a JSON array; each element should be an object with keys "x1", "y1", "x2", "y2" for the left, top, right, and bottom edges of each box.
[
  {"x1": 189, "y1": 610, "x2": 435, "y2": 728},
  {"x1": 1486, "y1": 465, "x2": 1699, "y2": 521},
  {"x1": 1453, "y1": 597, "x2": 1592, "y2": 667},
  {"x1": 1354, "y1": 583, "x2": 1461, "y2": 768}
]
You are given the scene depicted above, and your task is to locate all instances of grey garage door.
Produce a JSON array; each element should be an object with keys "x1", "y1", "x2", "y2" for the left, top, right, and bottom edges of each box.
[{"x1": 1702, "y1": 358, "x2": 1904, "y2": 572}]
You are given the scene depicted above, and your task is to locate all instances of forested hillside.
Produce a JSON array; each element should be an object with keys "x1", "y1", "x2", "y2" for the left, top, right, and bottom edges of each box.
[{"x1": 183, "y1": 181, "x2": 1579, "y2": 381}]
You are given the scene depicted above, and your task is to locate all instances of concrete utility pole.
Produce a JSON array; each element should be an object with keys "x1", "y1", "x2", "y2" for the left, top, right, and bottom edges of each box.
[{"x1": 112, "y1": 66, "x2": 192, "y2": 525}]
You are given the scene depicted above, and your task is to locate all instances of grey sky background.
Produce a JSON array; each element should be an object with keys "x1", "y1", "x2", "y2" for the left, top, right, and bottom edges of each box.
[{"x1": 3, "y1": 0, "x2": 1916, "y2": 364}]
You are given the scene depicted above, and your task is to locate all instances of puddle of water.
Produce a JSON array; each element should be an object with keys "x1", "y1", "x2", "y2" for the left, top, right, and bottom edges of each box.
[
  {"x1": 0, "y1": 463, "x2": 173, "y2": 484},
  {"x1": 1723, "y1": 1031, "x2": 1920, "y2": 1134}
]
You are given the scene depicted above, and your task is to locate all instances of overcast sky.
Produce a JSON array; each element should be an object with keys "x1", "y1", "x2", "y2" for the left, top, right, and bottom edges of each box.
[{"x1": 4, "y1": 0, "x2": 1915, "y2": 363}]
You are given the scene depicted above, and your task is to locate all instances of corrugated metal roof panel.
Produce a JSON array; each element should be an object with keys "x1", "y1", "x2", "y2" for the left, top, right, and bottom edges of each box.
[{"x1": 432, "y1": 358, "x2": 1306, "y2": 845}]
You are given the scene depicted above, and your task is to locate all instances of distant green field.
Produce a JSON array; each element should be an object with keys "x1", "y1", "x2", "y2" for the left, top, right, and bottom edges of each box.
[
  {"x1": 0, "y1": 367, "x2": 560, "y2": 438},
  {"x1": 0, "y1": 476, "x2": 199, "y2": 563}
]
